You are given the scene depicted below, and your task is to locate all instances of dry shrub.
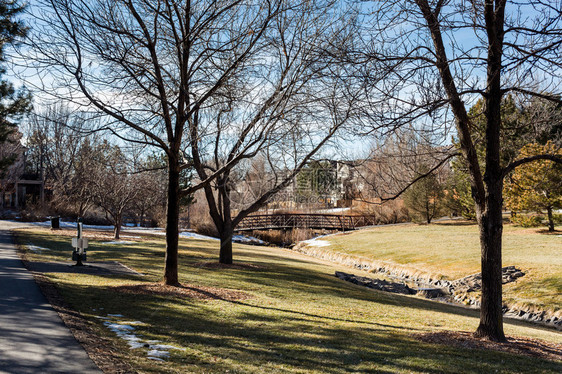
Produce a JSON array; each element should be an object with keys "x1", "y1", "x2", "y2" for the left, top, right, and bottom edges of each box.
[
  {"x1": 193, "y1": 221, "x2": 219, "y2": 238},
  {"x1": 253, "y1": 229, "x2": 284, "y2": 245},
  {"x1": 184, "y1": 191, "x2": 220, "y2": 237},
  {"x1": 252, "y1": 228, "x2": 328, "y2": 246},
  {"x1": 353, "y1": 200, "x2": 410, "y2": 225},
  {"x1": 19, "y1": 202, "x2": 49, "y2": 222}
]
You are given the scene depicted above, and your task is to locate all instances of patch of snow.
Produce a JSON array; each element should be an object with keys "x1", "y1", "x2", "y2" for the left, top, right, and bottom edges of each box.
[
  {"x1": 302, "y1": 239, "x2": 331, "y2": 247},
  {"x1": 232, "y1": 234, "x2": 267, "y2": 245},
  {"x1": 179, "y1": 231, "x2": 219, "y2": 241},
  {"x1": 151, "y1": 344, "x2": 181, "y2": 350},
  {"x1": 103, "y1": 320, "x2": 143, "y2": 349},
  {"x1": 123, "y1": 227, "x2": 165, "y2": 235},
  {"x1": 100, "y1": 241, "x2": 134, "y2": 245},
  {"x1": 30, "y1": 220, "x2": 153, "y2": 232},
  {"x1": 106, "y1": 323, "x2": 135, "y2": 331},
  {"x1": 147, "y1": 350, "x2": 170, "y2": 359},
  {"x1": 126, "y1": 321, "x2": 146, "y2": 325},
  {"x1": 99, "y1": 314, "x2": 184, "y2": 361},
  {"x1": 27, "y1": 244, "x2": 48, "y2": 252}
]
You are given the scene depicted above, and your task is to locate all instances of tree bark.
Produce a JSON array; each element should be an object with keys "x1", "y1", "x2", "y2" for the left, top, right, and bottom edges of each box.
[
  {"x1": 219, "y1": 177, "x2": 234, "y2": 264},
  {"x1": 219, "y1": 218, "x2": 234, "y2": 264},
  {"x1": 547, "y1": 206, "x2": 554, "y2": 232},
  {"x1": 114, "y1": 216, "x2": 121, "y2": 240},
  {"x1": 164, "y1": 158, "x2": 180, "y2": 286},
  {"x1": 475, "y1": 177, "x2": 506, "y2": 341},
  {"x1": 473, "y1": 0, "x2": 507, "y2": 342}
]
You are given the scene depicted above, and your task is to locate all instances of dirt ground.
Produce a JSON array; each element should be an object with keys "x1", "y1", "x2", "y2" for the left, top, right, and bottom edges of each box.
[
  {"x1": 112, "y1": 282, "x2": 252, "y2": 301},
  {"x1": 417, "y1": 331, "x2": 562, "y2": 362}
]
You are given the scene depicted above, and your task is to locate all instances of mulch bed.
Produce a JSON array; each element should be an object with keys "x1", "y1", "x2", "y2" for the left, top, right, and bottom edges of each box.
[
  {"x1": 193, "y1": 261, "x2": 264, "y2": 270},
  {"x1": 112, "y1": 283, "x2": 252, "y2": 301},
  {"x1": 417, "y1": 331, "x2": 562, "y2": 362}
]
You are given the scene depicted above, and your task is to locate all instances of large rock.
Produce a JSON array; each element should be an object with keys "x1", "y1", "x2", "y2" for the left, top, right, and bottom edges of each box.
[{"x1": 335, "y1": 271, "x2": 416, "y2": 295}]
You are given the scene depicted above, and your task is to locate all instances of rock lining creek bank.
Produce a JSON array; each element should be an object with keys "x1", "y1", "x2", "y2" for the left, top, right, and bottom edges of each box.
[{"x1": 292, "y1": 242, "x2": 561, "y2": 330}]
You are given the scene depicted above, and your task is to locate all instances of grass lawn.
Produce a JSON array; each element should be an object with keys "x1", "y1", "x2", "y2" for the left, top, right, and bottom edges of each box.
[
  {"x1": 304, "y1": 221, "x2": 562, "y2": 315},
  {"x1": 14, "y1": 226, "x2": 562, "y2": 373}
]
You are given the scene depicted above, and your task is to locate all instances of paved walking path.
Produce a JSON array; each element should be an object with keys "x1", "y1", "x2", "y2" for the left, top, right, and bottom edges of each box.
[{"x1": 0, "y1": 221, "x2": 100, "y2": 374}]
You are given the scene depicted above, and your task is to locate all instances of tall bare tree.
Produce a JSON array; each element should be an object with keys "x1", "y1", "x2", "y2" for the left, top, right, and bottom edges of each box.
[
  {"x1": 352, "y1": 0, "x2": 562, "y2": 341},
  {"x1": 89, "y1": 143, "x2": 139, "y2": 239},
  {"x1": 25, "y1": 0, "x2": 353, "y2": 284},
  {"x1": 189, "y1": 5, "x2": 358, "y2": 263},
  {"x1": 25, "y1": 105, "x2": 99, "y2": 216}
]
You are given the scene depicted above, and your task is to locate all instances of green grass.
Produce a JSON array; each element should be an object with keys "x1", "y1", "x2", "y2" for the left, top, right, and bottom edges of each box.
[
  {"x1": 306, "y1": 221, "x2": 562, "y2": 314},
  {"x1": 14, "y1": 227, "x2": 562, "y2": 373}
]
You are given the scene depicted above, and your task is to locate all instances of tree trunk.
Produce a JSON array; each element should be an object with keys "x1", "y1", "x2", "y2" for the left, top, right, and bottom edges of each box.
[
  {"x1": 114, "y1": 216, "x2": 121, "y2": 240},
  {"x1": 139, "y1": 208, "x2": 145, "y2": 228},
  {"x1": 547, "y1": 206, "x2": 554, "y2": 232},
  {"x1": 219, "y1": 219, "x2": 234, "y2": 264},
  {"x1": 474, "y1": 179, "x2": 505, "y2": 341},
  {"x1": 164, "y1": 160, "x2": 181, "y2": 286},
  {"x1": 218, "y1": 175, "x2": 234, "y2": 264},
  {"x1": 473, "y1": 0, "x2": 507, "y2": 342}
]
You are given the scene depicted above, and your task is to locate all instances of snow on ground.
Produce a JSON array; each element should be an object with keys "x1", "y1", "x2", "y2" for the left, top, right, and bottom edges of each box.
[
  {"x1": 26, "y1": 244, "x2": 49, "y2": 252},
  {"x1": 179, "y1": 231, "x2": 219, "y2": 241},
  {"x1": 301, "y1": 239, "x2": 331, "y2": 247},
  {"x1": 26, "y1": 220, "x2": 269, "y2": 245},
  {"x1": 30, "y1": 220, "x2": 111, "y2": 230},
  {"x1": 232, "y1": 234, "x2": 267, "y2": 245},
  {"x1": 97, "y1": 314, "x2": 184, "y2": 361},
  {"x1": 100, "y1": 241, "x2": 134, "y2": 245}
]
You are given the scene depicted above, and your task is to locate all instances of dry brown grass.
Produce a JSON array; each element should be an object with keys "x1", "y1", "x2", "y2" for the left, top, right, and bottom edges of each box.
[
  {"x1": 112, "y1": 283, "x2": 252, "y2": 301},
  {"x1": 417, "y1": 331, "x2": 562, "y2": 362}
]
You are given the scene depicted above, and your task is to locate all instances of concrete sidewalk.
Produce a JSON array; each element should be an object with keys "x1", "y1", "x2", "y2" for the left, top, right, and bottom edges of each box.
[{"x1": 0, "y1": 223, "x2": 100, "y2": 373}]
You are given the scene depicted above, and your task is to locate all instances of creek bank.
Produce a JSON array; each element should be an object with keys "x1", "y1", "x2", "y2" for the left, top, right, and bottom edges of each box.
[
  {"x1": 291, "y1": 241, "x2": 560, "y2": 330},
  {"x1": 335, "y1": 268, "x2": 560, "y2": 330}
]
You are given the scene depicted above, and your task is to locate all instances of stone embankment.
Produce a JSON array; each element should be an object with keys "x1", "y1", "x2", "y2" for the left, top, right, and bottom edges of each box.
[{"x1": 292, "y1": 241, "x2": 561, "y2": 330}]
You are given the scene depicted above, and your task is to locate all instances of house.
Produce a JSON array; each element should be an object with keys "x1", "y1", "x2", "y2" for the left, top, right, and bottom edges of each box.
[{"x1": 0, "y1": 129, "x2": 44, "y2": 210}]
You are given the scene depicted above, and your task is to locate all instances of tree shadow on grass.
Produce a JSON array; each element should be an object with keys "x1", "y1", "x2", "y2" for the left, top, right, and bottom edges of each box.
[
  {"x1": 63, "y1": 283, "x2": 562, "y2": 374},
  {"x1": 434, "y1": 220, "x2": 476, "y2": 227}
]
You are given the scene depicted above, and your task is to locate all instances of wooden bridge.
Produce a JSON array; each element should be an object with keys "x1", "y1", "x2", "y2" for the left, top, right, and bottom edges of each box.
[{"x1": 236, "y1": 213, "x2": 377, "y2": 231}]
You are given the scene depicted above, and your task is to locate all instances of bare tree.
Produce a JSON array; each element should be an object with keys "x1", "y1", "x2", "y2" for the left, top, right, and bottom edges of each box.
[
  {"x1": 25, "y1": 105, "x2": 100, "y2": 216},
  {"x1": 22, "y1": 0, "x2": 345, "y2": 284},
  {"x1": 351, "y1": 0, "x2": 562, "y2": 341},
  {"x1": 188, "y1": 6, "x2": 358, "y2": 264},
  {"x1": 89, "y1": 143, "x2": 139, "y2": 239},
  {"x1": 131, "y1": 170, "x2": 167, "y2": 227},
  {"x1": 24, "y1": 0, "x2": 355, "y2": 278}
]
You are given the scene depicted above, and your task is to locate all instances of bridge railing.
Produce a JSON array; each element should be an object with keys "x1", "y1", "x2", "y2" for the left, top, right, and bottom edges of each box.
[{"x1": 236, "y1": 213, "x2": 378, "y2": 231}]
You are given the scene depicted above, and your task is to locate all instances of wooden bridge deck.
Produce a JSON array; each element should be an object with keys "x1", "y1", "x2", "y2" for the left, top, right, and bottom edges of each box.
[{"x1": 236, "y1": 213, "x2": 377, "y2": 231}]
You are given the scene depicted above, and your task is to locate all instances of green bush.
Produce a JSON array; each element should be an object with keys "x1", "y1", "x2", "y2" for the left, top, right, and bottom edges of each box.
[
  {"x1": 510, "y1": 214, "x2": 544, "y2": 228},
  {"x1": 553, "y1": 213, "x2": 562, "y2": 224}
]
